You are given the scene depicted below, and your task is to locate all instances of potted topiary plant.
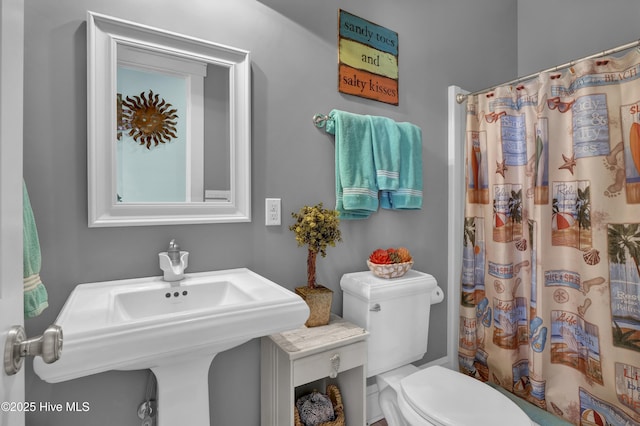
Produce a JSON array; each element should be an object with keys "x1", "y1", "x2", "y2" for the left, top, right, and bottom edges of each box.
[{"x1": 289, "y1": 203, "x2": 342, "y2": 327}]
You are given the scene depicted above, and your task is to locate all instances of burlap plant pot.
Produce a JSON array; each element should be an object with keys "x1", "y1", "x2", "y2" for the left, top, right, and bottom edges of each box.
[{"x1": 295, "y1": 285, "x2": 333, "y2": 327}]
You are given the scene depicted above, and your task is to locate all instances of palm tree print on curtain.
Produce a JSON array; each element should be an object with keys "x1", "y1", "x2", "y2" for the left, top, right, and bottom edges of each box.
[
  {"x1": 459, "y1": 50, "x2": 640, "y2": 425},
  {"x1": 608, "y1": 224, "x2": 640, "y2": 353}
]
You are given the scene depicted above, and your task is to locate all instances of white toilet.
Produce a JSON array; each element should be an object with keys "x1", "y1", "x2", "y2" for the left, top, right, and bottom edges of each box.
[{"x1": 340, "y1": 270, "x2": 535, "y2": 426}]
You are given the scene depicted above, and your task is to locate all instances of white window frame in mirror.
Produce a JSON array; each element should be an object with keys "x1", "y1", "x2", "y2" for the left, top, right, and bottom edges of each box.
[{"x1": 87, "y1": 11, "x2": 251, "y2": 227}]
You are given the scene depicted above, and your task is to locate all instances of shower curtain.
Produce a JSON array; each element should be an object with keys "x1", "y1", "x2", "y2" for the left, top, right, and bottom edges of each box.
[{"x1": 459, "y1": 49, "x2": 640, "y2": 426}]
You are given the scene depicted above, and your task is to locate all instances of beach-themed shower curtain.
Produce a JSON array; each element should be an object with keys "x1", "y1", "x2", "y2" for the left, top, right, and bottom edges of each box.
[{"x1": 459, "y1": 49, "x2": 640, "y2": 426}]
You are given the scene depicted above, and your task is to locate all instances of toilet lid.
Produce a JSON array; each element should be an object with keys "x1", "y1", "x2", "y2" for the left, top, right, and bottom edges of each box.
[{"x1": 400, "y1": 366, "x2": 532, "y2": 426}]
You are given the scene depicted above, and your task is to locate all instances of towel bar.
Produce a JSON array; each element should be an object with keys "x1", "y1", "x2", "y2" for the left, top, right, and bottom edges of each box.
[{"x1": 312, "y1": 113, "x2": 331, "y2": 128}]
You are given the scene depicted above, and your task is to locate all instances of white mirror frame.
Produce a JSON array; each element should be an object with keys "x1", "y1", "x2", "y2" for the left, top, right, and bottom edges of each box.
[{"x1": 87, "y1": 12, "x2": 251, "y2": 227}]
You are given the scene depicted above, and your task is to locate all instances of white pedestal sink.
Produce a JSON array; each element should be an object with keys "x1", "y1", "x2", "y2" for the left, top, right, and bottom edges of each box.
[{"x1": 33, "y1": 268, "x2": 310, "y2": 425}]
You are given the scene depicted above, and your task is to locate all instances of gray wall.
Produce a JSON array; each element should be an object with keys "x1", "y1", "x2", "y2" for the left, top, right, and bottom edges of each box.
[
  {"x1": 22, "y1": 1, "x2": 516, "y2": 425},
  {"x1": 518, "y1": 0, "x2": 640, "y2": 76}
]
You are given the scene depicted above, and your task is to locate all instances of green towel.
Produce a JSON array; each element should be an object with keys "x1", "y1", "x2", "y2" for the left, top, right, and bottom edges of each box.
[
  {"x1": 369, "y1": 115, "x2": 401, "y2": 191},
  {"x1": 23, "y1": 181, "x2": 48, "y2": 318},
  {"x1": 326, "y1": 110, "x2": 378, "y2": 219},
  {"x1": 380, "y1": 122, "x2": 423, "y2": 210},
  {"x1": 326, "y1": 110, "x2": 423, "y2": 217}
]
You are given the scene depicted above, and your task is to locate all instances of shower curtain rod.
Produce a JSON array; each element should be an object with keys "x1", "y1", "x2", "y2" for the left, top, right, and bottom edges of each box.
[{"x1": 456, "y1": 38, "x2": 640, "y2": 104}]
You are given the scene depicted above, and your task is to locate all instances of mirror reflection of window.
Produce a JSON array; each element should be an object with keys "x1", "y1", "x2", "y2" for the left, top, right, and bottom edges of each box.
[
  {"x1": 116, "y1": 46, "x2": 206, "y2": 203},
  {"x1": 117, "y1": 68, "x2": 187, "y2": 202}
]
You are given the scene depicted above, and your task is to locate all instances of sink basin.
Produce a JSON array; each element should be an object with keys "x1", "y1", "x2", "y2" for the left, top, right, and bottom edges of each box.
[
  {"x1": 33, "y1": 268, "x2": 309, "y2": 425},
  {"x1": 112, "y1": 278, "x2": 255, "y2": 321}
]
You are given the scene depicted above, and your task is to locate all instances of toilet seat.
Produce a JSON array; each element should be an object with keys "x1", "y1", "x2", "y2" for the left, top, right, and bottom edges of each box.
[{"x1": 399, "y1": 366, "x2": 533, "y2": 426}]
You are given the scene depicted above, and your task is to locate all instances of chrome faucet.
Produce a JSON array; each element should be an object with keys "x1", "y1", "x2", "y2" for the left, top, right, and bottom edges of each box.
[
  {"x1": 167, "y1": 239, "x2": 181, "y2": 265},
  {"x1": 159, "y1": 239, "x2": 189, "y2": 282}
]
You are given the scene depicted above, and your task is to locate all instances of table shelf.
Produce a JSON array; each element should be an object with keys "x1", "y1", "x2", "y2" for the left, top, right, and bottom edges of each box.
[{"x1": 261, "y1": 315, "x2": 368, "y2": 426}]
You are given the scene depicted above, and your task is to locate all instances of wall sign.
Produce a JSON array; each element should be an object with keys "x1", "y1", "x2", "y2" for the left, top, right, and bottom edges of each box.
[{"x1": 338, "y1": 9, "x2": 399, "y2": 105}]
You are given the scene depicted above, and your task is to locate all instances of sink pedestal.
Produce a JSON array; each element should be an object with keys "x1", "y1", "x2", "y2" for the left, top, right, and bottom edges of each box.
[{"x1": 151, "y1": 354, "x2": 216, "y2": 426}]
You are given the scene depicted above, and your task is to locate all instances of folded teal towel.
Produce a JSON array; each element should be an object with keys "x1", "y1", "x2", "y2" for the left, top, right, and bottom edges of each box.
[
  {"x1": 369, "y1": 115, "x2": 401, "y2": 191},
  {"x1": 380, "y1": 122, "x2": 423, "y2": 210},
  {"x1": 23, "y1": 182, "x2": 48, "y2": 318},
  {"x1": 326, "y1": 110, "x2": 423, "y2": 218},
  {"x1": 326, "y1": 110, "x2": 378, "y2": 219}
]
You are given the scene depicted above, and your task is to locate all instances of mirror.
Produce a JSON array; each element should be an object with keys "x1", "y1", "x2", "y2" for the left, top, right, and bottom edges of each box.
[{"x1": 87, "y1": 12, "x2": 251, "y2": 226}]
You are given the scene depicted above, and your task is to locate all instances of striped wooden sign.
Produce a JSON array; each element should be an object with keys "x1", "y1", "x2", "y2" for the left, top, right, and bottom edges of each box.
[{"x1": 338, "y1": 10, "x2": 399, "y2": 105}]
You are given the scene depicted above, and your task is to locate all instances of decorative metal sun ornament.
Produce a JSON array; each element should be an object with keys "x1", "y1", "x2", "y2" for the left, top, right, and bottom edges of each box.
[{"x1": 119, "y1": 90, "x2": 179, "y2": 149}]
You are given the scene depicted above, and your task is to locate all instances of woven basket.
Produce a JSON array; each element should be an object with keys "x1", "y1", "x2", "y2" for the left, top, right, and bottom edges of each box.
[
  {"x1": 367, "y1": 259, "x2": 413, "y2": 279},
  {"x1": 294, "y1": 384, "x2": 345, "y2": 426}
]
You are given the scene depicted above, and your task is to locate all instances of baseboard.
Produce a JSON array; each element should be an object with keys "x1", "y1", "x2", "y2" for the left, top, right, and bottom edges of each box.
[
  {"x1": 366, "y1": 384, "x2": 384, "y2": 424},
  {"x1": 365, "y1": 357, "x2": 450, "y2": 424}
]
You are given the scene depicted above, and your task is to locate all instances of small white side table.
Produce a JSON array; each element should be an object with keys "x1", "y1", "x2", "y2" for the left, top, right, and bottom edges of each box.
[{"x1": 261, "y1": 315, "x2": 368, "y2": 426}]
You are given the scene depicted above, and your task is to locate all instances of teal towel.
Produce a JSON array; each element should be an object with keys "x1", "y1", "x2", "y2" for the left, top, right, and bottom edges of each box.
[
  {"x1": 23, "y1": 182, "x2": 48, "y2": 318},
  {"x1": 369, "y1": 115, "x2": 401, "y2": 191},
  {"x1": 380, "y1": 122, "x2": 423, "y2": 210},
  {"x1": 326, "y1": 110, "x2": 378, "y2": 219}
]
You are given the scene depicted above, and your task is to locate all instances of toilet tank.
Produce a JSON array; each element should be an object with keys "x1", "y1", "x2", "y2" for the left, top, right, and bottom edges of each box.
[{"x1": 340, "y1": 270, "x2": 442, "y2": 377}]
